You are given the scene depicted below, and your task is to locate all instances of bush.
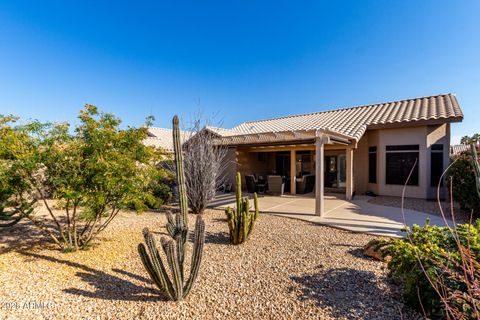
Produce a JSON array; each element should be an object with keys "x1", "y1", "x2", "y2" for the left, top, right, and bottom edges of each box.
[
  {"x1": 385, "y1": 221, "x2": 480, "y2": 318},
  {"x1": 448, "y1": 151, "x2": 480, "y2": 216},
  {"x1": 130, "y1": 162, "x2": 175, "y2": 211},
  {"x1": 0, "y1": 105, "x2": 167, "y2": 251}
]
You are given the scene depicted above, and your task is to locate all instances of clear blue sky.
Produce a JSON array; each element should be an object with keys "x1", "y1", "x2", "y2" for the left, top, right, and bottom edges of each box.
[{"x1": 0, "y1": 1, "x2": 478, "y2": 143}]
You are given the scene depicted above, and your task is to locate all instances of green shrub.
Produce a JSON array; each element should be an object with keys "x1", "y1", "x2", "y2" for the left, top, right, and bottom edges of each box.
[
  {"x1": 448, "y1": 150, "x2": 480, "y2": 216},
  {"x1": 131, "y1": 165, "x2": 174, "y2": 210},
  {"x1": 385, "y1": 221, "x2": 480, "y2": 318},
  {"x1": 0, "y1": 106, "x2": 164, "y2": 251}
]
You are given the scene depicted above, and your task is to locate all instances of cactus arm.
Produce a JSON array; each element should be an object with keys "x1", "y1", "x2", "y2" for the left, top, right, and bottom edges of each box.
[
  {"x1": 184, "y1": 215, "x2": 206, "y2": 296},
  {"x1": 164, "y1": 240, "x2": 184, "y2": 300},
  {"x1": 235, "y1": 172, "x2": 242, "y2": 212},
  {"x1": 243, "y1": 198, "x2": 250, "y2": 242},
  {"x1": 172, "y1": 115, "x2": 188, "y2": 223},
  {"x1": 137, "y1": 243, "x2": 173, "y2": 300},
  {"x1": 140, "y1": 229, "x2": 175, "y2": 299},
  {"x1": 166, "y1": 211, "x2": 176, "y2": 237},
  {"x1": 225, "y1": 207, "x2": 235, "y2": 242},
  {"x1": 176, "y1": 233, "x2": 185, "y2": 283}
]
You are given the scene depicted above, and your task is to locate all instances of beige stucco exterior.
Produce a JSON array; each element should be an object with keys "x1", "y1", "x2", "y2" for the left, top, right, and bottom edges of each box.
[{"x1": 225, "y1": 123, "x2": 451, "y2": 200}]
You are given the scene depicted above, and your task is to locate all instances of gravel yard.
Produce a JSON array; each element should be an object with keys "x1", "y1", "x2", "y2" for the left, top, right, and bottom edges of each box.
[{"x1": 0, "y1": 208, "x2": 419, "y2": 320}]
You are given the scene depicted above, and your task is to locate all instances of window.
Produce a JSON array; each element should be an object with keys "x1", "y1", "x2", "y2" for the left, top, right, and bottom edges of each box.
[
  {"x1": 431, "y1": 144, "x2": 444, "y2": 187},
  {"x1": 368, "y1": 146, "x2": 377, "y2": 183},
  {"x1": 386, "y1": 145, "x2": 419, "y2": 185}
]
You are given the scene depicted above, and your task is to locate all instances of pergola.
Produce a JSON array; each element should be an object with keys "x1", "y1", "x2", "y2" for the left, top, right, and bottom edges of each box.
[{"x1": 213, "y1": 128, "x2": 358, "y2": 216}]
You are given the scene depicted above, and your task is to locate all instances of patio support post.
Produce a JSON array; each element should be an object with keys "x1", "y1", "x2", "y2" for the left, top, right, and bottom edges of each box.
[
  {"x1": 346, "y1": 146, "x2": 354, "y2": 200},
  {"x1": 290, "y1": 149, "x2": 296, "y2": 194},
  {"x1": 315, "y1": 135, "x2": 326, "y2": 216}
]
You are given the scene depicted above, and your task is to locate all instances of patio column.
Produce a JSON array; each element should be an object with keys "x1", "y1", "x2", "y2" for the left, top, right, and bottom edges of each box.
[
  {"x1": 315, "y1": 136, "x2": 325, "y2": 216},
  {"x1": 290, "y1": 149, "x2": 296, "y2": 194},
  {"x1": 346, "y1": 146, "x2": 354, "y2": 200}
]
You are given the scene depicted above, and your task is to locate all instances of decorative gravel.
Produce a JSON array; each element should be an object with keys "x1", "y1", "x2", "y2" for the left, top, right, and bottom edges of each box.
[
  {"x1": 368, "y1": 195, "x2": 471, "y2": 223},
  {"x1": 0, "y1": 208, "x2": 420, "y2": 320}
]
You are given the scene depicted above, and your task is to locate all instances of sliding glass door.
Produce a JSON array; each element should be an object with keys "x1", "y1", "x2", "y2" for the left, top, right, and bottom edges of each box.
[{"x1": 324, "y1": 154, "x2": 346, "y2": 188}]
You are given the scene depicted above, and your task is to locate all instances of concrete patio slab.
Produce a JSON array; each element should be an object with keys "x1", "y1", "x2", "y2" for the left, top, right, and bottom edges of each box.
[{"x1": 210, "y1": 193, "x2": 453, "y2": 238}]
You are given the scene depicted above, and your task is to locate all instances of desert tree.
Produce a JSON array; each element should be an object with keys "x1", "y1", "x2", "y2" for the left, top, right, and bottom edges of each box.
[
  {"x1": 0, "y1": 105, "x2": 167, "y2": 251},
  {"x1": 181, "y1": 115, "x2": 229, "y2": 214},
  {"x1": 461, "y1": 133, "x2": 480, "y2": 145}
]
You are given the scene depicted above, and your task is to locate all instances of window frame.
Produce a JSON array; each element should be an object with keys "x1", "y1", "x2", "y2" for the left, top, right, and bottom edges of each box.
[
  {"x1": 368, "y1": 146, "x2": 377, "y2": 184},
  {"x1": 385, "y1": 144, "x2": 420, "y2": 186},
  {"x1": 430, "y1": 144, "x2": 444, "y2": 187}
]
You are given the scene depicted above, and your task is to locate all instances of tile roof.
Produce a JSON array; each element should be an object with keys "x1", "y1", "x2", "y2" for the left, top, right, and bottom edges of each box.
[
  {"x1": 225, "y1": 93, "x2": 462, "y2": 142},
  {"x1": 147, "y1": 94, "x2": 463, "y2": 148},
  {"x1": 144, "y1": 127, "x2": 190, "y2": 152},
  {"x1": 451, "y1": 144, "x2": 480, "y2": 156}
]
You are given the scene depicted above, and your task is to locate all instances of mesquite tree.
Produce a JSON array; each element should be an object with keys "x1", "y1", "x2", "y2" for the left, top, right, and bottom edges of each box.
[
  {"x1": 0, "y1": 105, "x2": 166, "y2": 251},
  {"x1": 183, "y1": 118, "x2": 228, "y2": 214}
]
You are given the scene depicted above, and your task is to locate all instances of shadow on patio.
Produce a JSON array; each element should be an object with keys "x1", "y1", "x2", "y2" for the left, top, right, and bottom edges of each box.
[{"x1": 210, "y1": 193, "x2": 452, "y2": 237}]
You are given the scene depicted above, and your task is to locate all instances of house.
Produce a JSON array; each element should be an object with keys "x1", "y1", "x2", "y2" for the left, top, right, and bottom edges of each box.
[
  {"x1": 450, "y1": 143, "x2": 480, "y2": 156},
  {"x1": 148, "y1": 93, "x2": 463, "y2": 216},
  {"x1": 144, "y1": 127, "x2": 190, "y2": 153}
]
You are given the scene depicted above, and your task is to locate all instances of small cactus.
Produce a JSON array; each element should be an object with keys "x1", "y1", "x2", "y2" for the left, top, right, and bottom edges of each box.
[
  {"x1": 225, "y1": 172, "x2": 259, "y2": 245},
  {"x1": 138, "y1": 115, "x2": 205, "y2": 301}
]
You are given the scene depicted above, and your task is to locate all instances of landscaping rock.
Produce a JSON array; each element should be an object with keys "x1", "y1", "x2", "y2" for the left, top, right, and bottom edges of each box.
[
  {"x1": 0, "y1": 207, "x2": 418, "y2": 319},
  {"x1": 363, "y1": 239, "x2": 391, "y2": 262}
]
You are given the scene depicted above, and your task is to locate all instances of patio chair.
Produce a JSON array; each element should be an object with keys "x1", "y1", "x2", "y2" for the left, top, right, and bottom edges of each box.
[
  {"x1": 267, "y1": 175, "x2": 284, "y2": 195},
  {"x1": 296, "y1": 174, "x2": 315, "y2": 194},
  {"x1": 245, "y1": 175, "x2": 258, "y2": 193}
]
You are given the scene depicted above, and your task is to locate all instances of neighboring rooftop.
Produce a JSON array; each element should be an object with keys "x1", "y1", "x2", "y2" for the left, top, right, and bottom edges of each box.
[
  {"x1": 451, "y1": 144, "x2": 480, "y2": 156},
  {"x1": 144, "y1": 127, "x2": 190, "y2": 152}
]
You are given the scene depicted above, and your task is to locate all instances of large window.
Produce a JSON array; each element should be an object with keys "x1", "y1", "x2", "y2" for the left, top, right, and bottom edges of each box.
[
  {"x1": 385, "y1": 145, "x2": 419, "y2": 186},
  {"x1": 430, "y1": 144, "x2": 444, "y2": 187},
  {"x1": 368, "y1": 146, "x2": 377, "y2": 183}
]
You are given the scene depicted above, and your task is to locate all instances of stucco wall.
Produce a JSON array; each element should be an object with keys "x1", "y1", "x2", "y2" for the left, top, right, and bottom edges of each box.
[
  {"x1": 353, "y1": 124, "x2": 450, "y2": 199},
  {"x1": 377, "y1": 126, "x2": 428, "y2": 198},
  {"x1": 226, "y1": 123, "x2": 451, "y2": 198},
  {"x1": 223, "y1": 147, "x2": 238, "y2": 190},
  {"x1": 236, "y1": 150, "x2": 272, "y2": 190},
  {"x1": 426, "y1": 123, "x2": 450, "y2": 199}
]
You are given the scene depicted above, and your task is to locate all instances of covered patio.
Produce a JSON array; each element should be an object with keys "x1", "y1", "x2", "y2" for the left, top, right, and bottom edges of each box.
[
  {"x1": 210, "y1": 193, "x2": 452, "y2": 237},
  {"x1": 217, "y1": 128, "x2": 357, "y2": 217}
]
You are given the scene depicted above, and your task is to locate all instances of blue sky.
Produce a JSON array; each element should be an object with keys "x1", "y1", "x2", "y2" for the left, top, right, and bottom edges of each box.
[{"x1": 0, "y1": 1, "x2": 478, "y2": 143}]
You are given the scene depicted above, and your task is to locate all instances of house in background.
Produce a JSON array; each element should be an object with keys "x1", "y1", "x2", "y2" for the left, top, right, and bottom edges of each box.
[
  {"x1": 144, "y1": 127, "x2": 190, "y2": 153},
  {"x1": 450, "y1": 143, "x2": 480, "y2": 156},
  {"x1": 148, "y1": 93, "x2": 463, "y2": 216}
]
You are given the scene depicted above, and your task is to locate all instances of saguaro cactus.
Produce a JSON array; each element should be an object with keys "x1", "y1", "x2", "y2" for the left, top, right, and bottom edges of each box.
[
  {"x1": 138, "y1": 115, "x2": 206, "y2": 301},
  {"x1": 225, "y1": 172, "x2": 259, "y2": 245}
]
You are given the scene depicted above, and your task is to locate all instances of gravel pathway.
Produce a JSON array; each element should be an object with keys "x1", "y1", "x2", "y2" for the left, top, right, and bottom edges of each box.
[{"x1": 0, "y1": 208, "x2": 419, "y2": 320}]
